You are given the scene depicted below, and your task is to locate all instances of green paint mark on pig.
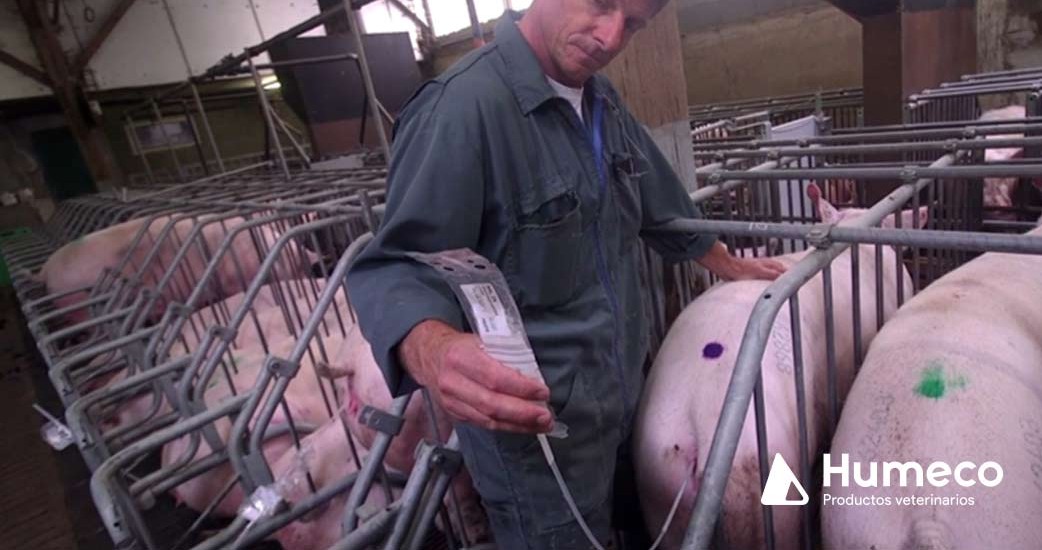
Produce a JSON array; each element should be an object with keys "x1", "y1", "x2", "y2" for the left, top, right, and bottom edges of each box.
[
  {"x1": 914, "y1": 361, "x2": 968, "y2": 400},
  {"x1": 916, "y1": 366, "x2": 946, "y2": 399}
]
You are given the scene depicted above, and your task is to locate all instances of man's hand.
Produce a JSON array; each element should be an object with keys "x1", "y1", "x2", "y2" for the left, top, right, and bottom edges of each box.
[
  {"x1": 399, "y1": 319, "x2": 554, "y2": 434},
  {"x1": 721, "y1": 255, "x2": 788, "y2": 281},
  {"x1": 698, "y1": 241, "x2": 787, "y2": 281}
]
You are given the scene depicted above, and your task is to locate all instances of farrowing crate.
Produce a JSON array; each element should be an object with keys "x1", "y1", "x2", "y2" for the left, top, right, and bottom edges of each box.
[{"x1": 648, "y1": 130, "x2": 1042, "y2": 550}]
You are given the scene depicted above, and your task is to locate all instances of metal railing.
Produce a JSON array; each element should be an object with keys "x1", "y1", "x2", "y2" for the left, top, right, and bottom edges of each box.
[
  {"x1": 0, "y1": 164, "x2": 484, "y2": 550},
  {"x1": 632, "y1": 111, "x2": 1042, "y2": 549}
]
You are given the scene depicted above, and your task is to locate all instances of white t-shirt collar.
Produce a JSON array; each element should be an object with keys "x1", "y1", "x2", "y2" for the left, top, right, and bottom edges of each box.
[{"x1": 546, "y1": 76, "x2": 585, "y2": 122}]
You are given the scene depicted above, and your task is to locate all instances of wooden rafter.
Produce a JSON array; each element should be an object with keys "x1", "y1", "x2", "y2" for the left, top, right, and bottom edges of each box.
[
  {"x1": 387, "y1": 0, "x2": 430, "y2": 34},
  {"x1": 15, "y1": 0, "x2": 114, "y2": 183},
  {"x1": 0, "y1": 48, "x2": 50, "y2": 86}
]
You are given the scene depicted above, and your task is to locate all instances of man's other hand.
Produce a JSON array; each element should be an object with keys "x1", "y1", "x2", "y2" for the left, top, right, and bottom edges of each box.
[
  {"x1": 698, "y1": 241, "x2": 788, "y2": 282},
  {"x1": 720, "y1": 255, "x2": 788, "y2": 281}
]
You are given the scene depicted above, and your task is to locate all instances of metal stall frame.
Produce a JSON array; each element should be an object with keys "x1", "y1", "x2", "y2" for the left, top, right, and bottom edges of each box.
[
  {"x1": 86, "y1": 213, "x2": 465, "y2": 550},
  {"x1": 64, "y1": 192, "x2": 374, "y2": 471},
  {"x1": 39, "y1": 177, "x2": 383, "y2": 404},
  {"x1": 664, "y1": 149, "x2": 1042, "y2": 550},
  {"x1": 84, "y1": 210, "x2": 370, "y2": 548}
]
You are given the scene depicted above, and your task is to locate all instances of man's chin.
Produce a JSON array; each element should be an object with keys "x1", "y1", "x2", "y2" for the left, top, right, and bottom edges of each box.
[
  {"x1": 549, "y1": 54, "x2": 596, "y2": 86},
  {"x1": 560, "y1": 64, "x2": 596, "y2": 86}
]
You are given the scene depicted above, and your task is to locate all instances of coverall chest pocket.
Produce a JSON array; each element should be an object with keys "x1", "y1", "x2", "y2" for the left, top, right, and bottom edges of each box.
[
  {"x1": 609, "y1": 151, "x2": 644, "y2": 251},
  {"x1": 511, "y1": 174, "x2": 584, "y2": 308}
]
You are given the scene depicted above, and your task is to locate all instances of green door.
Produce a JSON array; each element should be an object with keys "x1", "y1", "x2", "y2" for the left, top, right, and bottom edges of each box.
[{"x1": 30, "y1": 127, "x2": 97, "y2": 201}]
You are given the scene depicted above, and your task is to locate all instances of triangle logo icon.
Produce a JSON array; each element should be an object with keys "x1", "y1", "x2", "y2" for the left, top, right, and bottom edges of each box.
[{"x1": 761, "y1": 453, "x2": 809, "y2": 506}]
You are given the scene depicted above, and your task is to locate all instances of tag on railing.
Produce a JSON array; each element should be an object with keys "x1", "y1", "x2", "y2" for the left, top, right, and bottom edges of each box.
[
  {"x1": 33, "y1": 404, "x2": 74, "y2": 451},
  {"x1": 237, "y1": 439, "x2": 314, "y2": 526},
  {"x1": 239, "y1": 485, "x2": 282, "y2": 522},
  {"x1": 41, "y1": 421, "x2": 74, "y2": 451}
]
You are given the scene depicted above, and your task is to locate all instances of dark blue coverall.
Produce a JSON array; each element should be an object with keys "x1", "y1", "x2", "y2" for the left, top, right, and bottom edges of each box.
[{"x1": 346, "y1": 11, "x2": 717, "y2": 549}]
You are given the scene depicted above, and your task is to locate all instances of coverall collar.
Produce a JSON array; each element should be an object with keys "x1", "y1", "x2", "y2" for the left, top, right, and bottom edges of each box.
[{"x1": 495, "y1": 10, "x2": 610, "y2": 116}]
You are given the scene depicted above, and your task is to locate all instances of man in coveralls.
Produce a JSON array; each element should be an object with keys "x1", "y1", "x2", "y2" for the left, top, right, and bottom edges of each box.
[{"x1": 346, "y1": 0, "x2": 786, "y2": 547}]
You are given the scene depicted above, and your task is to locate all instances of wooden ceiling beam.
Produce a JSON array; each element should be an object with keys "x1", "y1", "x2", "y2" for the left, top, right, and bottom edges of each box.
[{"x1": 0, "y1": 48, "x2": 50, "y2": 86}]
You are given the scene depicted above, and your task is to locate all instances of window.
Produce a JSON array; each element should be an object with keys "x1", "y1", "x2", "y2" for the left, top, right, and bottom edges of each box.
[
  {"x1": 126, "y1": 117, "x2": 196, "y2": 155},
  {"x1": 359, "y1": 0, "x2": 536, "y2": 58}
]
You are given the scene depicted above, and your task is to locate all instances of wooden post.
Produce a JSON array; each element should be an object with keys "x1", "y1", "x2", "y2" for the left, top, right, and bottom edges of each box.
[
  {"x1": 901, "y1": 2, "x2": 978, "y2": 100},
  {"x1": 317, "y1": 0, "x2": 352, "y2": 35},
  {"x1": 830, "y1": 0, "x2": 978, "y2": 126},
  {"x1": 0, "y1": 49, "x2": 50, "y2": 86},
  {"x1": 829, "y1": 0, "x2": 977, "y2": 202},
  {"x1": 15, "y1": 0, "x2": 116, "y2": 189},
  {"x1": 602, "y1": 1, "x2": 694, "y2": 190},
  {"x1": 602, "y1": 1, "x2": 697, "y2": 331},
  {"x1": 861, "y1": 11, "x2": 906, "y2": 126}
]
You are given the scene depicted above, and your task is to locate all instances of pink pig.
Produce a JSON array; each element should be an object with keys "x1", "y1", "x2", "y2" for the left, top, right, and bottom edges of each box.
[
  {"x1": 822, "y1": 221, "x2": 1042, "y2": 550},
  {"x1": 37, "y1": 213, "x2": 315, "y2": 326},
  {"x1": 634, "y1": 185, "x2": 926, "y2": 549}
]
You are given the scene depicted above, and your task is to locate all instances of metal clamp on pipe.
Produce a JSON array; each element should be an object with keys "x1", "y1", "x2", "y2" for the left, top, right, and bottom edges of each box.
[
  {"x1": 359, "y1": 406, "x2": 405, "y2": 437},
  {"x1": 430, "y1": 446, "x2": 463, "y2": 477},
  {"x1": 806, "y1": 224, "x2": 833, "y2": 250},
  {"x1": 267, "y1": 356, "x2": 301, "y2": 379}
]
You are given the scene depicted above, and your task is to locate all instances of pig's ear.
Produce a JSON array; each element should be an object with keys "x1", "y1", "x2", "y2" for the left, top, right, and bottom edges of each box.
[
  {"x1": 887, "y1": 206, "x2": 930, "y2": 229},
  {"x1": 808, "y1": 183, "x2": 841, "y2": 224}
]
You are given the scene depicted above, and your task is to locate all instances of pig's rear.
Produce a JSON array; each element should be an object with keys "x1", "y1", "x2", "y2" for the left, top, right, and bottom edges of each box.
[{"x1": 825, "y1": 340, "x2": 1042, "y2": 550}]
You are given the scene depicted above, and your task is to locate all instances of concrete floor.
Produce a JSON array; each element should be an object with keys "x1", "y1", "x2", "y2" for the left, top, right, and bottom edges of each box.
[
  {"x1": 0, "y1": 285, "x2": 281, "y2": 549},
  {"x1": 0, "y1": 286, "x2": 111, "y2": 550}
]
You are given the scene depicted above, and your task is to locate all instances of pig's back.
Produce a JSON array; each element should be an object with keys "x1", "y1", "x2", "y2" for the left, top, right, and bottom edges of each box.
[
  {"x1": 826, "y1": 244, "x2": 1042, "y2": 550},
  {"x1": 826, "y1": 341, "x2": 1042, "y2": 550},
  {"x1": 867, "y1": 248, "x2": 1042, "y2": 375}
]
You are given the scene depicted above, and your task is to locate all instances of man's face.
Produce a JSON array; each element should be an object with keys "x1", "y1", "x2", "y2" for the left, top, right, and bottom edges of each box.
[{"x1": 532, "y1": 0, "x2": 664, "y2": 86}]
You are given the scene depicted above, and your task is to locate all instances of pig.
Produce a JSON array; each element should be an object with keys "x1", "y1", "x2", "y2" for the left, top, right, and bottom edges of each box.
[
  {"x1": 326, "y1": 325, "x2": 492, "y2": 546},
  {"x1": 164, "y1": 279, "x2": 345, "y2": 358},
  {"x1": 163, "y1": 323, "x2": 491, "y2": 547},
  {"x1": 36, "y1": 213, "x2": 315, "y2": 327},
  {"x1": 821, "y1": 222, "x2": 1042, "y2": 550},
  {"x1": 267, "y1": 413, "x2": 396, "y2": 550},
  {"x1": 91, "y1": 281, "x2": 349, "y2": 433},
  {"x1": 979, "y1": 105, "x2": 1042, "y2": 219},
  {"x1": 78, "y1": 282, "x2": 313, "y2": 419},
  {"x1": 634, "y1": 184, "x2": 927, "y2": 549},
  {"x1": 162, "y1": 333, "x2": 344, "y2": 517},
  {"x1": 331, "y1": 325, "x2": 451, "y2": 471}
]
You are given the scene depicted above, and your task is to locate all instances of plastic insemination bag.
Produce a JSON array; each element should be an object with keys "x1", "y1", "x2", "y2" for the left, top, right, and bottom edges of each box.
[
  {"x1": 239, "y1": 485, "x2": 282, "y2": 522},
  {"x1": 33, "y1": 404, "x2": 74, "y2": 451},
  {"x1": 407, "y1": 249, "x2": 568, "y2": 439},
  {"x1": 237, "y1": 440, "x2": 315, "y2": 522},
  {"x1": 41, "y1": 421, "x2": 74, "y2": 451}
]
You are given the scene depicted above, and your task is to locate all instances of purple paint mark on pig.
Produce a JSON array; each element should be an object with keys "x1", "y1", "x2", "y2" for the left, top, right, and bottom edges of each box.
[{"x1": 703, "y1": 342, "x2": 724, "y2": 359}]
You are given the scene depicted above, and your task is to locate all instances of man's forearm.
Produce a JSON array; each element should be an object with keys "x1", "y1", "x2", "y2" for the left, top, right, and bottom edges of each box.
[
  {"x1": 696, "y1": 241, "x2": 735, "y2": 276},
  {"x1": 398, "y1": 319, "x2": 460, "y2": 387}
]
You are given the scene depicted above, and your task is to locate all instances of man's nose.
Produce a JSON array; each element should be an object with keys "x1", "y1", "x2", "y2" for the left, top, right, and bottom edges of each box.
[{"x1": 592, "y1": 11, "x2": 626, "y2": 55}]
